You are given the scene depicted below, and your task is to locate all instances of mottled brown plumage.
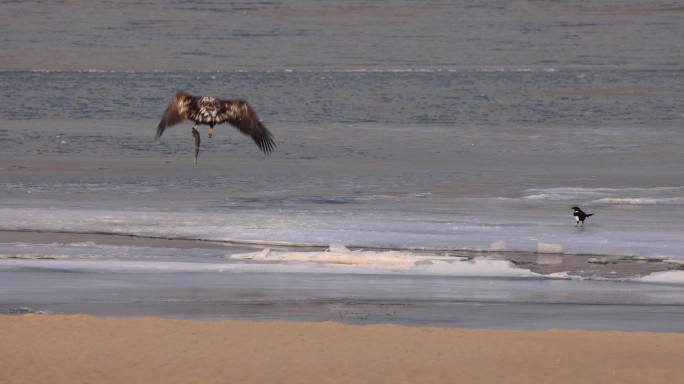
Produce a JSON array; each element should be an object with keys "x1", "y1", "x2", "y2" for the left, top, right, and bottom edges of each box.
[{"x1": 155, "y1": 91, "x2": 275, "y2": 164}]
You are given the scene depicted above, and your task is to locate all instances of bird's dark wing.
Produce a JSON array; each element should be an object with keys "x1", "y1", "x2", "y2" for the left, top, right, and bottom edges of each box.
[
  {"x1": 218, "y1": 100, "x2": 276, "y2": 154},
  {"x1": 155, "y1": 91, "x2": 194, "y2": 140}
]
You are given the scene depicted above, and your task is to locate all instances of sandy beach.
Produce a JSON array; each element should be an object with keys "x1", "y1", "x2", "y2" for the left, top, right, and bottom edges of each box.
[
  {"x1": 1, "y1": 314, "x2": 683, "y2": 384},
  {"x1": 2, "y1": 1, "x2": 684, "y2": 383}
]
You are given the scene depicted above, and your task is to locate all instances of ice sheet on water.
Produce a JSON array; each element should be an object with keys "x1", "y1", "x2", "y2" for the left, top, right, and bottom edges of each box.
[
  {"x1": 522, "y1": 187, "x2": 684, "y2": 206},
  {"x1": 229, "y1": 243, "x2": 456, "y2": 265},
  {"x1": 2, "y1": 205, "x2": 684, "y2": 260},
  {"x1": 0, "y1": 258, "x2": 243, "y2": 273},
  {"x1": 594, "y1": 197, "x2": 684, "y2": 206},
  {"x1": 640, "y1": 270, "x2": 684, "y2": 285},
  {"x1": 0, "y1": 250, "x2": 539, "y2": 278},
  {"x1": 229, "y1": 243, "x2": 539, "y2": 278},
  {"x1": 523, "y1": 188, "x2": 605, "y2": 201},
  {"x1": 0, "y1": 238, "x2": 226, "y2": 261}
]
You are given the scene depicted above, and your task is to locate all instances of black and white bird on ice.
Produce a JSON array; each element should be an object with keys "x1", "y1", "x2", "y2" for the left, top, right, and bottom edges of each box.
[
  {"x1": 155, "y1": 91, "x2": 276, "y2": 164},
  {"x1": 571, "y1": 206, "x2": 594, "y2": 227}
]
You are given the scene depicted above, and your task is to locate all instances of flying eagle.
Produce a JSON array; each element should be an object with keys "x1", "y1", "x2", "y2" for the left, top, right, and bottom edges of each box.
[{"x1": 155, "y1": 91, "x2": 276, "y2": 164}]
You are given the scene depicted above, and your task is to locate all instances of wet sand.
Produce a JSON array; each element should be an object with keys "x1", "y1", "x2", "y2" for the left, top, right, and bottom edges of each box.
[{"x1": 1, "y1": 314, "x2": 683, "y2": 384}]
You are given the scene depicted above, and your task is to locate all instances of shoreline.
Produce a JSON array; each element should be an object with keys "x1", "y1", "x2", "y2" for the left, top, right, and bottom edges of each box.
[
  {"x1": 3, "y1": 229, "x2": 684, "y2": 332},
  {"x1": 2, "y1": 314, "x2": 683, "y2": 384}
]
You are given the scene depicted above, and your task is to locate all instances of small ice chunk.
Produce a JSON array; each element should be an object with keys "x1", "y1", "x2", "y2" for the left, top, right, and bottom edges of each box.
[
  {"x1": 229, "y1": 248, "x2": 270, "y2": 260},
  {"x1": 490, "y1": 240, "x2": 508, "y2": 252},
  {"x1": 327, "y1": 243, "x2": 351, "y2": 253},
  {"x1": 4, "y1": 307, "x2": 48, "y2": 315},
  {"x1": 537, "y1": 242, "x2": 563, "y2": 254},
  {"x1": 641, "y1": 270, "x2": 684, "y2": 285}
]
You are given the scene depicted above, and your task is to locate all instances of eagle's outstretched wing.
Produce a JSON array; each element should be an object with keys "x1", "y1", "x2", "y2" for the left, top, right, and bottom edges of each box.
[
  {"x1": 155, "y1": 91, "x2": 193, "y2": 140},
  {"x1": 218, "y1": 100, "x2": 276, "y2": 154}
]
